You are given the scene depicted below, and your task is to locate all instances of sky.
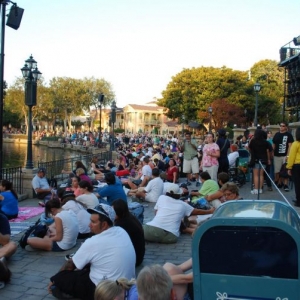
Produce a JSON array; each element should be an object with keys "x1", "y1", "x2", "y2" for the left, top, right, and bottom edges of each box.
[{"x1": 3, "y1": 0, "x2": 300, "y2": 108}]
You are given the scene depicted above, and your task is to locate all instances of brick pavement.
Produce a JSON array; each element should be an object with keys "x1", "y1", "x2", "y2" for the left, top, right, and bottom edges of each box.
[{"x1": 0, "y1": 178, "x2": 298, "y2": 299}]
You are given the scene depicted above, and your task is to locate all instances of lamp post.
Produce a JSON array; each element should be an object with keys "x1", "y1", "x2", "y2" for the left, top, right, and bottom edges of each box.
[
  {"x1": 181, "y1": 115, "x2": 185, "y2": 137},
  {"x1": 253, "y1": 82, "x2": 261, "y2": 127},
  {"x1": 86, "y1": 116, "x2": 91, "y2": 132},
  {"x1": 98, "y1": 94, "x2": 104, "y2": 143},
  {"x1": 208, "y1": 106, "x2": 213, "y2": 132},
  {"x1": 21, "y1": 55, "x2": 42, "y2": 169},
  {"x1": 111, "y1": 100, "x2": 117, "y2": 152}
]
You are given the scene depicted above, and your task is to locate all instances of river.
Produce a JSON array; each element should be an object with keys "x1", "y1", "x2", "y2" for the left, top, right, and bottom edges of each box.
[{"x1": 3, "y1": 143, "x2": 79, "y2": 168}]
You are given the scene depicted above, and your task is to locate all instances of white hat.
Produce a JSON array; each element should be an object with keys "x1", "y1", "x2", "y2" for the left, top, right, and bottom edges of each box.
[{"x1": 164, "y1": 183, "x2": 182, "y2": 195}]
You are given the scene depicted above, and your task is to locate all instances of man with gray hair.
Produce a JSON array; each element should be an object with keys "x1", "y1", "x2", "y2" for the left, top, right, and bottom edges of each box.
[{"x1": 136, "y1": 264, "x2": 174, "y2": 300}]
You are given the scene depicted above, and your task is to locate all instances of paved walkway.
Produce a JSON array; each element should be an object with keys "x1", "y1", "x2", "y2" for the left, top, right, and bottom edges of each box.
[{"x1": 0, "y1": 178, "x2": 298, "y2": 299}]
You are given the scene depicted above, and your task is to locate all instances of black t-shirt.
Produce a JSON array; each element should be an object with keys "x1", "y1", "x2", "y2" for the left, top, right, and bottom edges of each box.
[
  {"x1": 115, "y1": 215, "x2": 145, "y2": 266},
  {"x1": 248, "y1": 139, "x2": 269, "y2": 163},
  {"x1": 0, "y1": 213, "x2": 10, "y2": 235},
  {"x1": 273, "y1": 131, "x2": 294, "y2": 156}
]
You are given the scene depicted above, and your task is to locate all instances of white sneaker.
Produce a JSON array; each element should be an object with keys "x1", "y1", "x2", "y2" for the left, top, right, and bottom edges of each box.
[
  {"x1": 259, "y1": 189, "x2": 263, "y2": 194},
  {"x1": 251, "y1": 189, "x2": 258, "y2": 195}
]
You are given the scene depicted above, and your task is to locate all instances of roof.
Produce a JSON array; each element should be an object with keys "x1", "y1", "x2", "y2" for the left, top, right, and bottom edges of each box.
[{"x1": 126, "y1": 104, "x2": 164, "y2": 111}]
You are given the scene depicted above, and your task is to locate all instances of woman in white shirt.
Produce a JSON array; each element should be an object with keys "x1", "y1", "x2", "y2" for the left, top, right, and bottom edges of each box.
[
  {"x1": 76, "y1": 180, "x2": 99, "y2": 209},
  {"x1": 27, "y1": 198, "x2": 78, "y2": 251}
]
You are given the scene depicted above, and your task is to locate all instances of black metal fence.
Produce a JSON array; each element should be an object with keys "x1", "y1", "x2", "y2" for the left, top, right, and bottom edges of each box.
[
  {"x1": 1, "y1": 167, "x2": 23, "y2": 194},
  {"x1": 37, "y1": 151, "x2": 110, "y2": 182}
]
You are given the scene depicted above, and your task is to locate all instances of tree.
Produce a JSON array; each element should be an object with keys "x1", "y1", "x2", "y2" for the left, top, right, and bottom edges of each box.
[
  {"x1": 157, "y1": 66, "x2": 252, "y2": 123},
  {"x1": 250, "y1": 59, "x2": 284, "y2": 125},
  {"x1": 199, "y1": 99, "x2": 246, "y2": 130}
]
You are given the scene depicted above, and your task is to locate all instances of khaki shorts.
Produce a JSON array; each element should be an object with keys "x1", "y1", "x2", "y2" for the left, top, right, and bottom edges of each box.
[
  {"x1": 183, "y1": 157, "x2": 199, "y2": 174},
  {"x1": 274, "y1": 156, "x2": 286, "y2": 174}
]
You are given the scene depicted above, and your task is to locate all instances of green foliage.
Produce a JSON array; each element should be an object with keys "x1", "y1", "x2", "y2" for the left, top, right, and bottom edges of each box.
[
  {"x1": 114, "y1": 128, "x2": 125, "y2": 133},
  {"x1": 158, "y1": 61, "x2": 284, "y2": 127}
]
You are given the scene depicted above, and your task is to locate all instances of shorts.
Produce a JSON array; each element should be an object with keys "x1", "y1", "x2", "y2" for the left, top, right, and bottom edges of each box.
[
  {"x1": 52, "y1": 242, "x2": 65, "y2": 252},
  {"x1": 183, "y1": 157, "x2": 199, "y2": 174},
  {"x1": 274, "y1": 156, "x2": 286, "y2": 174},
  {"x1": 252, "y1": 163, "x2": 266, "y2": 170},
  {"x1": 143, "y1": 224, "x2": 177, "y2": 244},
  {"x1": 132, "y1": 179, "x2": 142, "y2": 186}
]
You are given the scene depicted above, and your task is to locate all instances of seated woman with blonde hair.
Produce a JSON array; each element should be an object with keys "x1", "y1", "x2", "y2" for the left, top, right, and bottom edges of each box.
[{"x1": 94, "y1": 278, "x2": 138, "y2": 300}]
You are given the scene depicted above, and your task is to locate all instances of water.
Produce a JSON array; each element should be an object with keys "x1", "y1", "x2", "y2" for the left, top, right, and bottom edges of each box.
[{"x1": 3, "y1": 142, "x2": 78, "y2": 168}]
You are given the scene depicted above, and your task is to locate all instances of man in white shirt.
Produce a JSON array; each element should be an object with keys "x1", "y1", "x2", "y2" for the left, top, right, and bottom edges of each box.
[
  {"x1": 127, "y1": 156, "x2": 152, "y2": 189},
  {"x1": 143, "y1": 185, "x2": 215, "y2": 244},
  {"x1": 31, "y1": 168, "x2": 53, "y2": 202},
  {"x1": 131, "y1": 168, "x2": 164, "y2": 202},
  {"x1": 48, "y1": 204, "x2": 136, "y2": 300}
]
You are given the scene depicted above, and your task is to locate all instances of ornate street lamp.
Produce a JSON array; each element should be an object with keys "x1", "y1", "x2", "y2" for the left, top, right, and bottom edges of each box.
[
  {"x1": 98, "y1": 94, "x2": 104, "y2": 142},
  {"x1": 111, "y1": 100, "x2": 117, "y2": 153},
  {"x1": 208, "y1": 106, "x2": 213, "y2": 132},
  {"x1": 21, "y1": 55, "x2": 42, "y2": 169},
  {"x1": 253, "y1": 82, "x2": 261, "y2": 127}
]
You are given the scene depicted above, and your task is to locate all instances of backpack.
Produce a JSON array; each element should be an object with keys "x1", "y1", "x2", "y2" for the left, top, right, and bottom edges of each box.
[
  {"x1": 19, "y1": 219, "x2": 48, "y2": 249},
  {"x1": 128, "y1": 202, "x2": 144, "y2": 224}
]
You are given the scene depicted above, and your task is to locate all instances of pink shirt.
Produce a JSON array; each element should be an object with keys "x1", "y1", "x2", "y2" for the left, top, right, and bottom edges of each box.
[{"x1": 202, "y1": 143, "x2": 220, "y2": 167}]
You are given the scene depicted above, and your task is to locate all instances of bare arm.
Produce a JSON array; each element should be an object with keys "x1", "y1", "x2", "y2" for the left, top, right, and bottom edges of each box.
[
  {"x1": 50, "y1": 216, "x2": 63, "y2": 242},
  {"x1": 206, "y1": 190, "x2": 223, "y2": 201},
  {"x1": 191, "y1": 207, "x2": 215, "y2": 215},
  {"x1": 178, "y1": 258, "x2": 193, "y2": 272},
  {"x1": 0, "y1": 233, "x2": 10, "y2": 246},
  {"x1": 171, "y1": 272, "x2": 193, "y2": 285}
]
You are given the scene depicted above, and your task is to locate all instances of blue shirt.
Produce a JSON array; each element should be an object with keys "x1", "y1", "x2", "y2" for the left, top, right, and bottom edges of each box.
[
  {"x1": 97, "y1": 180, "x2": 127, "y2": 205},
  {"x1": 0, "y1": 191, "x2": 19, "y2": 215}
]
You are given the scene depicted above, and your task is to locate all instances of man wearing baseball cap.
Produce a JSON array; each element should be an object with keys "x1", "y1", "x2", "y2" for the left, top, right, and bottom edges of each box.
[
  {"x1": 48, "y1": 203, "x2": 136, "y2": 300},
  {"x1": 31, "y1": 168, "x2": 53, "y2": 205}
]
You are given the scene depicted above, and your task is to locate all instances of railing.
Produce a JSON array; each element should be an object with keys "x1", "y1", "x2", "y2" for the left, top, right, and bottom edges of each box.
[
  {"x1": 1, "y1": 167, "x2": 23, "y2": 194},
  {"x1": 37, "y1": 151, "x2": 110, "y2": 181}
]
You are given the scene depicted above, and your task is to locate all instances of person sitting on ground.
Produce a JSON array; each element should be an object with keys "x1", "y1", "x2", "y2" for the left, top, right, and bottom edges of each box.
[
  {"x1": 112, "y1": 199, "x2": 145, "y2": 267},
  {"x1": 76, "y1": 180, "x2": 99, "y2": 209},
  {"x1": 48, "y1": 204, "x2": 136, "y2": 300},
  {"x1": 90, "y1": 157, "x2": 104, "y2": 181},
  {"x1": 204, "y1": 172, "x2": 230, "y2": 208},
  {"x1": 96, "y1": 172, "x2": 127, "y2": 205},
  {"x1": 0, "y1": 213, "x2": 17, "y2": 285},
  {"x1": 59, "y1": 190, "x2": 91, "y2": 239},
  {"x1": 26, "y1": 198, "x2": 78, "y2": 252},
  {"x1": 143, "y1": 185, "x2": 215, "y2": 244},
  {"x1": 61, "y1": 160, "x2": 88, "y2": 177},
  {"x1": 153, "y1": 157, "x2": 166, "y2": 173},
  {"x1": 163, "y1": 258, "x2": 193, "y2": 300},
  {"x1": 189, "y1": 171, "x2": 219, "y2": 206},
  {"x1": 76, "y1": 168, "x2": 92, "y2": 185},
  {"x1": 136, "y1": 264, "x2": 176, "y2": 300},
  {"x1": 32, "y1": 168, "x2": 53, "y2": 201},
  {"x1": 126, "y1": 156, "x2": 152, "y2": 190},
  {"x1": 164, "y1": 158, "x2": 179, "y2": 183},
  {"x1": 0, "y1": 180, "x2": 19, "y2": 220},
  {"x1": 221, "y1": 182, "x2": 242, "y2": 201},
  {"x1": 94, "y1": 278, "x2": 138, "y2": 300},
  {"x1": 129, "y1": 168, "x2": 164, "y2": 203},
  {"x1": 228, "y1": 144, "x2": 240, "y2": 168},
  {"x1": 65, "y1": 176, "x2": 81, "y2": 197}
]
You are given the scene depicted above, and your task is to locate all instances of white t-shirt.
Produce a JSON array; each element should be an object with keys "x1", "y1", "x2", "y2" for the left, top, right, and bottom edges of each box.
[
  {"x1": 55, "y1": 210, "x2": 78, "y2": 250},
  {"x1": 228, "y1": 152, "x2": 239, "y2": 167},
  {"x1": 141, "y1": 164, "x2": 152, "y2": 181},
  {"x1": 76, "y1": 193, "x2": 99, "y2": 209},
  {"x1": 144, "y1": 177, "x2": 164, "y2": 203},
  {"x1": 72, "y1": 226, "x2": 136, "y2": 285},
  {"x1": 147, "y1": 195, "x2": 194, "y2": 237},
  {"x1": 62, "y1": 200, "x2": 90, "y2": 234}
]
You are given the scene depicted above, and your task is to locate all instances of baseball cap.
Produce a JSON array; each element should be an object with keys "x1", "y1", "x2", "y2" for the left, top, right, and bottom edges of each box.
[
  {"x1": 38, "y1": 167, "x2": 46, "y2": 173},
  {"x1": 87, "y1": 203, "x2": 116, "y2": 223},
  {"x1": 165, "y1": 183, "x2": 182, "y2": 195}
]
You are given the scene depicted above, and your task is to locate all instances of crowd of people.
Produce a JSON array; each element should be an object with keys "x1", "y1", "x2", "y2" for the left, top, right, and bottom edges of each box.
[{"x1": 1, "y1": 123, "x2": 299, "y2": 299}]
